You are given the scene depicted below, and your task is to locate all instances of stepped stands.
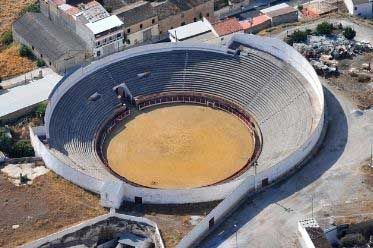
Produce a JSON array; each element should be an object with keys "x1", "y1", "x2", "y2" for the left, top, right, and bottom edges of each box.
[{"x1": 45, "y1": 43, "x2": 317, "y2": 183}]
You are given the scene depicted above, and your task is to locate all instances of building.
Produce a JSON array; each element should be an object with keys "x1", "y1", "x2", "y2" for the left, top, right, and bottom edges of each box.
[
  {"x1": 302, "y1": 0, "x2": 339, "y2": 17},
  {"x1": 344, "y1": 0, "x2": 373, "y2": 18},
  {"x1": 260, "y1": 3, "x2": 298, "y2": 26},
  {"x1": 84, "y1": 15, "x2": 125, "y2": 57},
  {"x1": 168, "y1": 19, "x2": 212, "y2": 42},
  {"x1": 40, "y1": 0, "x2": 125, "y2": 58},
  {"x1": 113, "y1": 1, "x2": 159, "y2": 46},
  {"x1": 239, "y1": 15, "x2": 271, "y2": 34},
  {"x1": 12, "y1": 12, "x2": 86, "y2": 73},
  {"x1": 152, "y1": 0, "x2": 214, "y2": 39},
  {"x1": 211, "y1": 18, "x2": 244, "y2": 37}
]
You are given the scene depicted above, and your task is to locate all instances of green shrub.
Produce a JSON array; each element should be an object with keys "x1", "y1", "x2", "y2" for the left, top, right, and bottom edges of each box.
[
  {"x1": 19, "y1": 3, "x2": 40, "y2": 16},
  {"x1": 36, "y1": 59, "x2": 45, "y2": 67},
  {"x1": 0, "y1": 30, "x2": 13, "y2": 46},
  {"x1": 105, "y1": 5, "x2": 113, "y2": 13},
  {"x1": 343, "y1": 27, "x2": 356, "y2": 40},
  {"x1": 19, "y1": 44, "x2": 34, "y2": 59},
  {"x1": 35, "y1": 102, "x2": 47, "y2": 118},
  {"x1": 11, "y1": 140, "x2": 34, "y2": 158},
  {"x1": 316, "y1": 22, "x2": 333, "y2": 35},
  {"x1": 286, "y1": 30, "x2": 308, "y2": 45}
]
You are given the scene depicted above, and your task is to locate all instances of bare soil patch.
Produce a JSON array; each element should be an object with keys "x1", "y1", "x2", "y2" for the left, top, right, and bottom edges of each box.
[
  {"x1": 107, "y1": 105, "x2": 255, "y2": 189},
  {"x1": 0, "y1": 171, "x2": 107, "y2": 247}
]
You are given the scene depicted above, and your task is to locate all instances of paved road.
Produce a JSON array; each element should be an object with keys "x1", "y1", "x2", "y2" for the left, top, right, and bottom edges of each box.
[{"x1": 200, "y1": 82, "x2": 373, "y2": 247}]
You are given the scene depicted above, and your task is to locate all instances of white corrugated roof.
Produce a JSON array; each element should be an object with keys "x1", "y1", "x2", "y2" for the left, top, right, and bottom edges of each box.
[
  {"x1": 0, "y1": 74, "x2": 62, "y2": 118},
  {"x1": 261, "y1": 3, "x2": 290, "y2": 13},
  {"x1": 86, "y1": 15, "x2": 123, "y2": 35},
  {"x1": 168, "y1": 21, "x2": 211, "y2": 41}
]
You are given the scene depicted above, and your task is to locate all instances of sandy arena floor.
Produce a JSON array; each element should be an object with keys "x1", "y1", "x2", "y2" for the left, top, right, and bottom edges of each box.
[{"x1": 106, "y1": 105, "x2": 255, "y2": 189}]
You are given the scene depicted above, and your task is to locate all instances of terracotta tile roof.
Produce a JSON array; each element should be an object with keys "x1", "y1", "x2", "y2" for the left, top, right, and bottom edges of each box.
[
  {"x1": 239, "y1": 15, "x2": 270, "y2": 30},
  {"x1": 212, "y1": 18, "x2": 243, "y2": 36}
]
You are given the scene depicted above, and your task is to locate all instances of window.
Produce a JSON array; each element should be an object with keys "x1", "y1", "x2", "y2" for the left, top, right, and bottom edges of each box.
[
  {"x1": 40, "y1": 54, "x2": 43, "y2": 58},
  {"x1": 181, "y1": 22, "x2": 186, "y2": 26},
  {"x1": 96, "y1": 41, "x2": 101, "y2": 47},
  {"x1": 97, "y1": 51, "x2": 101, "y2": 57},
  {"x1": 109, "y1": 36, "x2": 113, "y2": 41},
  {"x1": 152, "y1": 18, "x2": 155, "y2": 24},
  {"x1": 354, "y1": 7, "x2": 357, "y2": 10},
  {"x1": 194, "y1": 17, "x2": 197, "y2": 22},
  {"x1": 206, "y1": 13, "x2": 210, "y2": 17},
  {"x1": 117, "y1": 33, "x2": 121, "y2": 38},
  {"x1": 127, "y1": 28, "x2": 131, "y2": 33},
  {"x1": 140, "y1": 24, "x2": 143, "y2": 29}
]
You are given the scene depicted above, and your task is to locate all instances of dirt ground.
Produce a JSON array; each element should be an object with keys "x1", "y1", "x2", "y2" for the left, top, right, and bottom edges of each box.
[
  {"x1": 0, "y1": 0, "x2": 36, "y2": 78},
  {"x1": 0, "y1": 171, "x2": 107, "y2": 248},
  {"x1": 107, "y1": 105, "x2": 254, "y2": 189}
]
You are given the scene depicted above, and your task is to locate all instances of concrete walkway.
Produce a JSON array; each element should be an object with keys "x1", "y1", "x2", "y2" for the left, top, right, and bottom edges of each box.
[
  {"x1": 0, "y1": 69, "x2": 62, "y2": 118},
  {"x1": 200, "y1": 82, "x2": 373, "y2": 247},
  {"x1": 0, "y1": 68, "x2": 57, "y2": 89}
]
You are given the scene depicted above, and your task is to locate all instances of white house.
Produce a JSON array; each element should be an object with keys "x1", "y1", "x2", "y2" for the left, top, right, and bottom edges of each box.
[{"x1": 344, "y1": 0, "x2": 373, "y2": 18}]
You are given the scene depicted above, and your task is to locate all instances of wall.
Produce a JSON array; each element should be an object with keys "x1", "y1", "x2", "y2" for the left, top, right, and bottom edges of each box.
[
  {"x1": 29, "y1": 127, "x2": 104, "y2": 194},
  {"x1": 21, "y1": 212, "x2": 165, "y2": 248},
  {"x1": 126, "y1": 24, "x2": 160, "y2": 46},
  {"x1": 298, "y1": 222, "x2": 316, "y2": 248},
  {"x1": 271, "y1": 11, "x2": 299, "y2": 26},
  {"x1": 354, "y1": 2, "x2": 373, "y2": 18}
]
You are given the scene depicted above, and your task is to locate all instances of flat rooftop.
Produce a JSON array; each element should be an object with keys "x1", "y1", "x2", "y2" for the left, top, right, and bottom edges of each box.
[
  {"x1": 86, "y1": 15, "x2": 123, "y2": 35},
  {"x1": 169, "y1": 21, "x2": 211, "y2": 40},
  {"x1": 0, "y1": 73, "x2": 62, "y2": 118}
]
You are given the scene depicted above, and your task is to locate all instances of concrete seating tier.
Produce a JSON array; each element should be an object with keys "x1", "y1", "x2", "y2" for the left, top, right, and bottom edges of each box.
[{"x1": 47, "y1": 47, "x2": 315, "y2": 181}]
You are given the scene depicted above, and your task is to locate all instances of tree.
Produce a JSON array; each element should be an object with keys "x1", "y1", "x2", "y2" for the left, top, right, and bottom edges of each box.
[
  {"x1": 316, "y1": 22, "x2": 333, "y2": 35},
  {"x1": 286, "y1": 30, "x2": 308, "y2": 45},
  {"x1": 297, "y1": 5, "x2": 303, "y2": 11},
  {"x1": 19, "y1": 44, "x2": 34, "y2": 59},
  {"x1": 0, "y1": 30, "x2": 13, "y2": 46},
  {"x1": 343, "y1": 27, "x2": 356, "y2": 40},
  {"x1": 11, "y1": 140, "x2": 34, "y2": 158}
]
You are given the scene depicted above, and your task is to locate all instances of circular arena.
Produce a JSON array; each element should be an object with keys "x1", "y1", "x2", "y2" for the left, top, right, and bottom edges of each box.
[{"x1": 30, "y1": 34, "x2": 324, "y2": 208}]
